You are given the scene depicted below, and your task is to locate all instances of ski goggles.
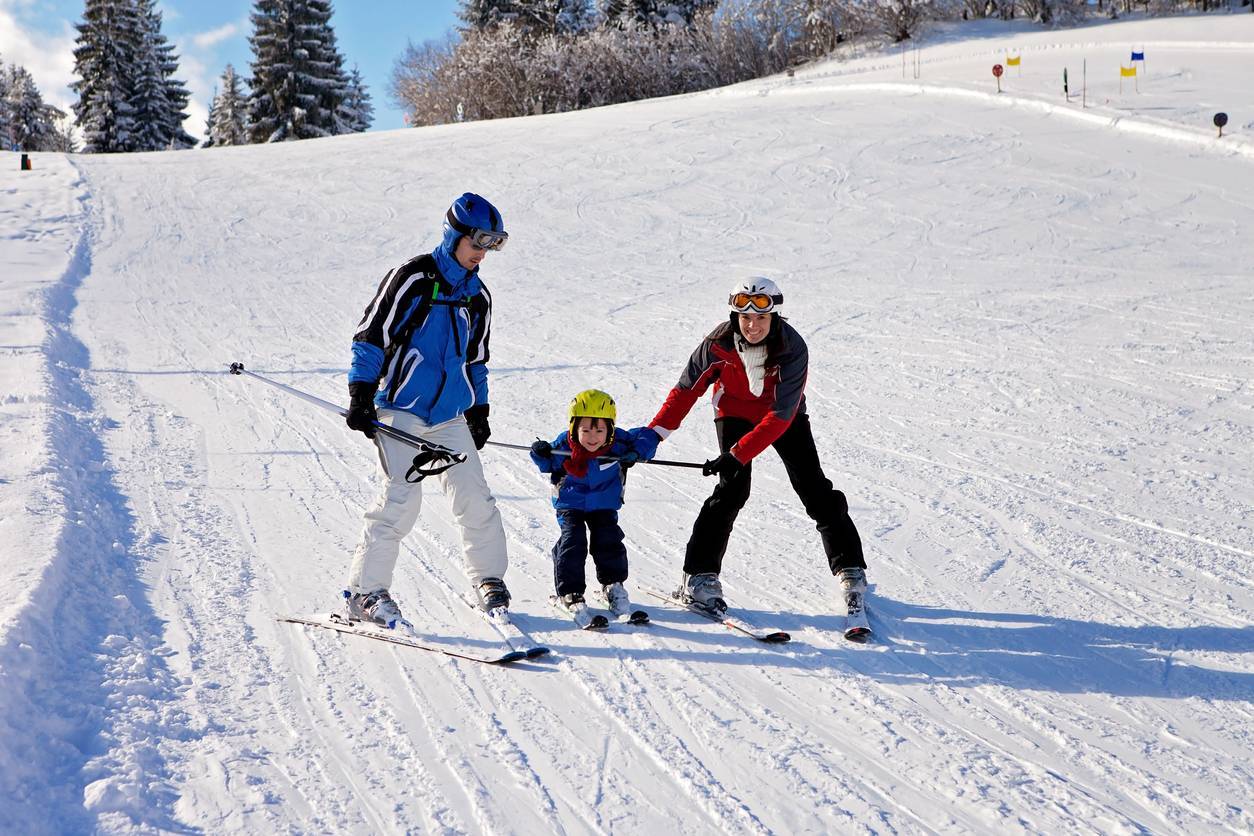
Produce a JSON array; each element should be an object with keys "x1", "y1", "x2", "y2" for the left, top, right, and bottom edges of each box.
[
  {"x1": 466, "y1": 228, "x2": 508, "y2": 251},
  {"x1": 446, "y1": 209, "x2": 509, "y2": 251},
  {"x1": 729, "y1": 291, "x2": 783, "y2": 313}
]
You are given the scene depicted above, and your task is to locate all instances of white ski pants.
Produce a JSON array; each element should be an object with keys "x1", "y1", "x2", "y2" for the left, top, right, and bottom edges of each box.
[{"x1": 347, "y1": 409, "x2": 508, "y2": 594}]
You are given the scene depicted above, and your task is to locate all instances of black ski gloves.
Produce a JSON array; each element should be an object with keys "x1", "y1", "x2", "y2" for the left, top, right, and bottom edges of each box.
[
  {"x1": 465, "y1": 404, "x2": 491, "y2": 450},
  {"x1": 346, "y1": 381, "x2": 379, "y2": 439},
  {"x1": 530, "y1": 439, "x2": 552, "y2": 458},
  {"x1": 702, "y1": 451, "x2": 743, "y2": 479}
]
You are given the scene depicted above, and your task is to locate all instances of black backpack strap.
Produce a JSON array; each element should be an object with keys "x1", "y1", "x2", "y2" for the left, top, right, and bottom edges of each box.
[{"x1": 383, "y1": 258, "x2": 441, "y2": 401}]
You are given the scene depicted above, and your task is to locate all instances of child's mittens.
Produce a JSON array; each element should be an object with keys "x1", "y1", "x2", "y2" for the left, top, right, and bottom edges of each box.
[
  {"x1": 618, "y1": 450, "x2": 640, "y2": 469},
  {"x1": 629, "y1": 427, "x2": 662, "y2": 461},
  {"x1": 530, "y1": 439, "x2": 554, "y2": 470}
]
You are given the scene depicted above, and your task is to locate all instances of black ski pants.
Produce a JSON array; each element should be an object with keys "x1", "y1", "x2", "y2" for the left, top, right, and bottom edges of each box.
[
  {"x1": 683, "y1": 413, "x2": 865, "y2": 576},
  {"x1": 552, "y1": 509, "x2": 628, "y2": 597}
]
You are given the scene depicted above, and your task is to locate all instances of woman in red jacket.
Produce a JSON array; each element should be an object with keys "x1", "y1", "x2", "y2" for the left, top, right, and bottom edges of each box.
[{"x1": 648, "y1": 278, "x2": 867, "y2": 616}]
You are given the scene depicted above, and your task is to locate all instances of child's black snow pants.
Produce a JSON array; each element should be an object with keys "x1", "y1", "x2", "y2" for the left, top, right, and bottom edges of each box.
[
  {"x1": 683, "y1": 413, "x2": 865, "y2": 577},
  {"x1": 552, "y1": 509, "x2": 628, "y2": 597}
]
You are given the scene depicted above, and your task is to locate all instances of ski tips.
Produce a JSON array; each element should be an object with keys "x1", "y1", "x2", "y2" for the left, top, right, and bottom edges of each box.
[{"x1": 843, "y1": 626, "x2": 872, "y2": 643}]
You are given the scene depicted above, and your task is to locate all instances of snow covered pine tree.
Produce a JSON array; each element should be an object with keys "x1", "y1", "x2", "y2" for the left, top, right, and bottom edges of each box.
[
  {"x1": 3, "y1": 66, "x2": 65, "y2": 152},
  {"x1": 72, "y1": 0, "x2": 142, "y2": 153},
  {"x1": 204, "y1": 64, "x2": 249, "y2": 148},
  {"x1": 340, "y1": 65, "x2": 373, "y2": 134},
  {"x1": 247, "y1": 0, "x2": 351, "y2": 142}
]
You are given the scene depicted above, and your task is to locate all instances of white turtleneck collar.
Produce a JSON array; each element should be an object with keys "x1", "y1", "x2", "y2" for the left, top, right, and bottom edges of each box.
[{"x1": 735, "y1": 334, "x2": 769, "y2": 396}]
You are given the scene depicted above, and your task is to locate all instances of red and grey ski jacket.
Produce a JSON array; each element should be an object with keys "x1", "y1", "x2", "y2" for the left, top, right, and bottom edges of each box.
[{"x1": 649, "y1": 318, "x2": 808, "y2": 464}]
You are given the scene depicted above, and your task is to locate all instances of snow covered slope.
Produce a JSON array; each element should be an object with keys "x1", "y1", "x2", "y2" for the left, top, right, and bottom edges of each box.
[{"x1": 2, "y1": 15, "x2": 1251, "y2": 835}]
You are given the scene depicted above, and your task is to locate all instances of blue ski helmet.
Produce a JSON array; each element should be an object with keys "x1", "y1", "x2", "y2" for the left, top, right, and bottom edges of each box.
[{"x1": 441, "y1": 193, "x2": 507, "y2": 252}]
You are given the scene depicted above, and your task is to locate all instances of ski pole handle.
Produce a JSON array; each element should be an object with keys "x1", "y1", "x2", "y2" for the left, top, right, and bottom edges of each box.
[{"x1": 484, "y1": 439, "x2": 705, "y2": 470}]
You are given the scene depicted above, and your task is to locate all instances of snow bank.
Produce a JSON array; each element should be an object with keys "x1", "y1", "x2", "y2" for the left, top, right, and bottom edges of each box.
[{"x1": 0, "y1": 154, "x2": 188, "y2": 832}]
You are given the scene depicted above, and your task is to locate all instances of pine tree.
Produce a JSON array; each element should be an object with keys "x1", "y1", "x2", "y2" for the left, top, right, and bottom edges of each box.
[
  {"x1": 534, "y1": 0, "x2": 593, "y2": 34},
  {"x1": 128, "y1": 0, "x2": 169, "y2": 151},
  {"x1": 5, "y1": 65, "x2": 66, "y2": 152},
  {"x1": 72, "y1": 0, "x2": 142, "y2": 153},
  {"x1": 247, "y1": 0, "x2": 351, "y2": 142},
  {"x1": 71, "y1": 0, "x2": 192, "y2": 152},
  {"x1": 0, "y1": 60, "x2": 12, "y2": 151},
  {"x1": 136, "y1": 0, "x2": 196, "y2": 148},
  {"x1": 206, "y1": 64, "x2": 250, "y2": 147},
  {"x1": 604, "y1": 0, "x2": 713, "y2": 28},
  {"x1": 460, "y1": 0, "x2": 590, "y2": 36},
  {"x1": 340, "y1": 64, "x2": 373, "y2": 133},
  {"x1": 309, "y1": 0, "x2": 351, "y2": 134},
  {"x1": 459, "y1": 0, "x2": 515, "y2": 30},
  {"x1": 202, "y1": 86, "x2": 219, "y2": 148}
]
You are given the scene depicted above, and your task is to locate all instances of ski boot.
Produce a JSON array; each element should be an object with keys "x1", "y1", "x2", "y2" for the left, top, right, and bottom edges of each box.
[
  {"x1": 838, "y1": 567, "x2": 867, "y2": 615},
  {"x1": 602, "y1": 582, "x2": 630, "y2": 615},
  {"x1": 837, "y1": 567, "x2": 871, "y2": 641},
  {"x1": 679, "y1": 572, "x2": 726, "y2": 614},
  {"x1": 475, "y1": 577, "x2": 511, "y2": 612},
  {"x1": 603, "y1": 582, "x2": 649, "y2": 625},
  {"x1": 344, "y1": 589, "x2": 406, "y2": 630},
  {"x1": 553, "y1": 592, "x2": 608, "y2": 630},
  {"x1": 559, "y1": 591, "x2": 587, "y2": 611}
]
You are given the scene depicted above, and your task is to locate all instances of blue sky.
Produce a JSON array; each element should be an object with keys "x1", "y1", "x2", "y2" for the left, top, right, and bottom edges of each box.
[{"x1": 0, "y1": 0, "x2": 464, "y2": 139}]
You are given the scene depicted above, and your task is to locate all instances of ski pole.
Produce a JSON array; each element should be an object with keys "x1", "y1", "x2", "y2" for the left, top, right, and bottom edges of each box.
[
  {"x1": 485, "y1": 439, "x2": 706, "y2": 470},
  {"x1": 227, "y1": 363, "x2": 705, "y2": 471},
  {"x1": 227, "y1": 362, "x2": 464, "y2": 462}
]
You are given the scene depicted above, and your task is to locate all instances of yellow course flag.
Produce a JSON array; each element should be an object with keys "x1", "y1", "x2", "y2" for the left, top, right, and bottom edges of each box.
[
  {"x1": 1006, "y1": 55, "x2": 1021, "y2": 66},
  {"x1": 1120, "y1": 65, "x2": 1138, "y2": 77}
]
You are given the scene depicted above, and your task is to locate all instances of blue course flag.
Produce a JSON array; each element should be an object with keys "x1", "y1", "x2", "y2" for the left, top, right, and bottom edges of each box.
[{"x1": 1131, "y1": 50, "x2": 1145, "y2": 62}]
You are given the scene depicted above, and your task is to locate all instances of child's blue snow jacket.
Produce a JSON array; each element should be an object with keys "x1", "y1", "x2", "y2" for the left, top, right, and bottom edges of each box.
[
  {"x1": 531, "y1": 428, "x2": 659, "y2": 513},
  {"x1": 348, "y1": 242, "x2": 490, "y2": 426}
]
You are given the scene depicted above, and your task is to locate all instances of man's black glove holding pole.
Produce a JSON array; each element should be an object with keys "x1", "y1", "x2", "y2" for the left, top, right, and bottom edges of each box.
[
  {"x1": 465, "y1": 404, "x2": 491, "y2": 450},
  {"x1": 346, "y1": 381, "x2": 379, "y2": 439}
]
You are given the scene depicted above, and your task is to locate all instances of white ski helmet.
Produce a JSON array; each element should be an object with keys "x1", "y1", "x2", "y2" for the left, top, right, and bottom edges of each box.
[{"x1": 729, "y1": 277, "x2": 783, "y2": 314}]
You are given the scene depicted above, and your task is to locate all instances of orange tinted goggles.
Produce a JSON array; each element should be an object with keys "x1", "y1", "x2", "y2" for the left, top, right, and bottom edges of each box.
[{"x1": 730, "y1": 292, "x2": 782, "y2": 312}]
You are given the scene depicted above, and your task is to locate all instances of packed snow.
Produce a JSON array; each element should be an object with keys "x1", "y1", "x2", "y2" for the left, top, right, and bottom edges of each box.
[{"x1": 1, "y1": 14, "x2": 1251, "y2": 835}]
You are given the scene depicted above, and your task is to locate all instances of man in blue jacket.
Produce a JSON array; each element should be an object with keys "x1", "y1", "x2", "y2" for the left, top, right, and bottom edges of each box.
[{"x1": 342, "y1": 193, "x2": 510, "y2": 628}]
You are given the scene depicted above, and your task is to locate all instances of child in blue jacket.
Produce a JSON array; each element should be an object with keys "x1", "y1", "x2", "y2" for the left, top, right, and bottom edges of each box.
[{"x1": 530, "y1": 389, "x2": 660, "y2": 616}]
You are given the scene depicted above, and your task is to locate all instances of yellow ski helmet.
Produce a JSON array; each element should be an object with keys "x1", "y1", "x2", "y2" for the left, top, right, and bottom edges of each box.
[{"x1": 568, "y1": 389, "x2": 616, "y2": 437}]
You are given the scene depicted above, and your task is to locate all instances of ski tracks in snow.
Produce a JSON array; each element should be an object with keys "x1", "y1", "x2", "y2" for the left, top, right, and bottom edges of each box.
[{"x1": 21, "y1": 26, "x2": 1254, "y2": 830}]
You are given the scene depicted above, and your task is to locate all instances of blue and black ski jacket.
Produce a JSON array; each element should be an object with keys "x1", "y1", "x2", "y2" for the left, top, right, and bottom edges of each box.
[{"x1": 349, "y1": 244, "x2": 491, "y2": 425}]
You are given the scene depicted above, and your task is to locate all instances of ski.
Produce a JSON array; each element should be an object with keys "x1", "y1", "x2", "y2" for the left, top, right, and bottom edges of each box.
[
  {"x1": 462, "y1": 596, "x2": 552, "y2": 659},
  {"x1": 279, "y1": 612, "x2": 528, "y2": 664},
  {"x1": 550, "y1": 595, "x2": 610, "y2": 630},
  {"x1": 591, "y1": 589, "x2": 650, "y2": 624},
  {"x1": 642, "y1": 587, "x2": 791, "y2": 643}
]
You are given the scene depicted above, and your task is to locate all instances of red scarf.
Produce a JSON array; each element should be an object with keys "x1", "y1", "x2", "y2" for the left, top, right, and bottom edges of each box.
[{"x1": 563, "y1": 431, "x2": 612, "y2": 478}]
